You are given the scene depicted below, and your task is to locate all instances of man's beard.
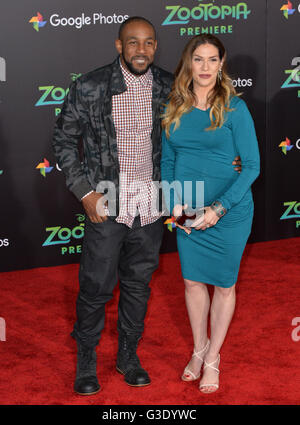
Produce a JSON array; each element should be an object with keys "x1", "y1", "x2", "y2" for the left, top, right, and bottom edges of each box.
[{"x1": 122, "y1": 55, "x2": 152, "y2": 76}]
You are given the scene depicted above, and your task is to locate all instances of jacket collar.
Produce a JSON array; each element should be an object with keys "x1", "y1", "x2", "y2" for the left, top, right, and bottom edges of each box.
[{"x1": 109, "y1": 57, "x2": 127, "y2": 96}]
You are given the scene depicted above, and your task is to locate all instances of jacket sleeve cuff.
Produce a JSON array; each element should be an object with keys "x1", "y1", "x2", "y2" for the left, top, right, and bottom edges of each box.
[{"x1": 71, "y1": 180, "x2": 93, "y2": 202}]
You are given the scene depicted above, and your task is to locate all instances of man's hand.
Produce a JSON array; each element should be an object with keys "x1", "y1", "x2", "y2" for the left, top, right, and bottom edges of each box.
[
  {"x1": 82, "y1": 192, "x2": 108, "y2": 223},
  {"x1": 232, "y1": 155, "x2": 242, "y2": 173},
  {"x1": 172, "y1": 203, "x2": 191, "y2": 235}
]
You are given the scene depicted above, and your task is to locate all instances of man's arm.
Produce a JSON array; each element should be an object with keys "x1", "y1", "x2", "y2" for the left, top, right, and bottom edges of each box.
[
  {"x1": 52, "y1": 79, "x2": 107, "y2": 223},
  {"x1": 52, "y1": 79, "x2": 93, "y2": 201}
]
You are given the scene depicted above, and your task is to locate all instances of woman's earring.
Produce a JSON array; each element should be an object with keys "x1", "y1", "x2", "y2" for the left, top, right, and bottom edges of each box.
[{"x1": 217, "y1": 68, "x2": 222, "y2": 83}]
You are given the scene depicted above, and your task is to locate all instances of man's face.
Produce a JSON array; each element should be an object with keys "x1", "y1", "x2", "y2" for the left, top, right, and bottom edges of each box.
[{"x1": 115, "y1": 21, "x2": 157, "y2": 76}]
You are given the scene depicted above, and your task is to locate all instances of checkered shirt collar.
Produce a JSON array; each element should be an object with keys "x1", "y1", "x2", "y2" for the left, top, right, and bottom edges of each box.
[{"x1": 120, "y1": 59, "x2": 153, "y2": 87}]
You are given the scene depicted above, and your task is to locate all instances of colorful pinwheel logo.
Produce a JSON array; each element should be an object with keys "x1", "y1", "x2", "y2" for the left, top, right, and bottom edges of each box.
[
  {"x1": 36, "y1": 158, "x2": 53, "y2": 177},
  {"x1": 164, "y1": 217, "x2": 176, "y2": 232},
  {"x1": 279, "y1": 137, "x2": 294, "y2": 155},
  {"x1": 280, "y1": 1, "x2": 295, "y2": 19},
  {"x1": 29, "y1": 12, "x2": 47, "y2": 32}
]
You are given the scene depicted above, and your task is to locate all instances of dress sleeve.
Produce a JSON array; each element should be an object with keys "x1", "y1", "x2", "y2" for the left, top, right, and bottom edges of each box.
[
  {"x1": 160, "y1": 129, "x2": 182, "y2": 215},
  {"x1": 216, "y1": 98, "x2": 260, "y2": 211}
]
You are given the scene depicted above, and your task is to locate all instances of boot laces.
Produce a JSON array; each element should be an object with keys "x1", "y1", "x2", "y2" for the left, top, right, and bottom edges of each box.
[
  {"x1": 79, "y1": 347, "x2": 94, "y2": 370},
  {"x1": 124, "y1": 339, "x2": 140, "y2": 367}
]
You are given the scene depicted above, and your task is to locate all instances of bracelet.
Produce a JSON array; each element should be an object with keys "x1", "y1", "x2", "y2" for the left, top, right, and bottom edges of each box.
[{"x1": 211, "y1": 201, "x2": 227, "y2": 218}]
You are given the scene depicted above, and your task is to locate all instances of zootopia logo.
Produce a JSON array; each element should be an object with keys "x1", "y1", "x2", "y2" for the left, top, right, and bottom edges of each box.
[
  {"x1": 35, "y1": 86, "x2": 69, "y2": 106},
  {"x1": 42, "y1": 214, "x2": 85, "y2": 255},
  {"x1": 280, "y1": 202, "x2": 300, "y2": 228},
  {"x1": 281, "y1": 57, "x2": 300, "y2": 98},
  {"x1": 35, "y1": 73, "x2": 82, "y2": 115},
  {"x1": 162, "y1": 2, "x2": 251, "y2": 25}
]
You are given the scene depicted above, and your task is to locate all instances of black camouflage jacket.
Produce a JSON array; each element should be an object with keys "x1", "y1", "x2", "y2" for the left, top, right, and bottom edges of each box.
[{"x1": 52, "y1": 57, "x2": 173, "y2": 212}]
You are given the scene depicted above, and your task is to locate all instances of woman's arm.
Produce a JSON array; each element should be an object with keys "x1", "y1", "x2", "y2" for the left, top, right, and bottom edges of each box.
[
  {"x1": 193, "y1": 98, "x2": 260, "y2": 231},
  {"x1": 216, "y1": 98, "x2": 260, "y2": 212}
]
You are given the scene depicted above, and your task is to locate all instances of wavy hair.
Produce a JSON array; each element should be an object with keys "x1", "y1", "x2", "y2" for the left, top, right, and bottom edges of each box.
[{"x1": 162, "y1": 34, "x2": 238, "y2": 138}]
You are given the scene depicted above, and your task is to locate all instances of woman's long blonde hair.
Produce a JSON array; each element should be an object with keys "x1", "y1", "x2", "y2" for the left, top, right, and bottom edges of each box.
[{"x1": 162, "y1": 34, "x2": 237, "y2": 138}]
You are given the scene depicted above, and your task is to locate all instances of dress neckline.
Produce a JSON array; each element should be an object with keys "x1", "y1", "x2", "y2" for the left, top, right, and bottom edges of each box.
[{"x1": 192, "y1": 106, "x2": 210, "y2": 112}]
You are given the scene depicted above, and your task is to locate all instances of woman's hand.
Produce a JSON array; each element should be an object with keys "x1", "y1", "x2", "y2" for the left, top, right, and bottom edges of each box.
[{"x1": 191, "y1": 206, "x2": 220, "y2": 230}]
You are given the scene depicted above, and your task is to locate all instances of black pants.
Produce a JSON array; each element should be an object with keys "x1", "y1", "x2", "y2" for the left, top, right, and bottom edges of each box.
[{"x1": 71, "y1": 216, "x2": 164, "y2": 349}]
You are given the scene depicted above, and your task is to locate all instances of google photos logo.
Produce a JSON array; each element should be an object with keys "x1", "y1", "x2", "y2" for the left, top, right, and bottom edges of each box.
[
  {"x1": 36, "y1": 158, "x2": 53, "y2": 177},
  {"x1": 29, "y1": 12, "x2": 47, "y2": 32},
  {"x1": 164, "y1": 217, "x2": 176, "y2": 232},
  {"x1": 279, "y1": 137, "x2": 294, "y2": 155},
  {"x1": 280, "y1": 1, "x2": 295, "y2": 19}
]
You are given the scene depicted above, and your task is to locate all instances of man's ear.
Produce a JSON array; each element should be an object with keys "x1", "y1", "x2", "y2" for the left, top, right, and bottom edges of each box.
[{"x1": 115, "y1": 39, "x2": 122, "y2": 55}]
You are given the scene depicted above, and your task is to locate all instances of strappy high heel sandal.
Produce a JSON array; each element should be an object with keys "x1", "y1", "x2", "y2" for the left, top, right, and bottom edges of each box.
[
  {"x1": 181, "y1": 339, "x2": 210, "y2": 382},
  {"x1": 199, "y1": 354, "x2": 220, "y2": 393}
]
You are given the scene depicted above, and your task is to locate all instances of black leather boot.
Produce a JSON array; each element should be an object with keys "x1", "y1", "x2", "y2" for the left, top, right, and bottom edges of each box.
[
  {"x1": 74, "y1": 343, "x2": 101, "y2": 395},
  {"x1": 116, "y1": 333, "x2": 150, "y2": 387}
]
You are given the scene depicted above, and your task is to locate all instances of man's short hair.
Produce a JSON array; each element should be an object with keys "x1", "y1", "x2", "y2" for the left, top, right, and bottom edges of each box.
[{"x1": 118, "y1": 16, "x2": 156, "y2": 40}]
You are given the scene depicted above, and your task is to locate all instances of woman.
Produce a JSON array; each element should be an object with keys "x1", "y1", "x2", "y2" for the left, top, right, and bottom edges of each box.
[{"x1": 161, "y1": 34, "x2": 260, "y2": 393}]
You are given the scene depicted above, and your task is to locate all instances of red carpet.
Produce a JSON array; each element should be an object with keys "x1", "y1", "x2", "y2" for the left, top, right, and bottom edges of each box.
[{"x1": 0, "y1": 237, "x2": 300, "y2": 405}]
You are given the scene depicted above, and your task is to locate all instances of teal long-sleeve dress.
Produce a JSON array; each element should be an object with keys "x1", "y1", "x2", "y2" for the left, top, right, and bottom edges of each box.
[{"x1": 161, "y1": 96, "x2": 260, "y2": 288}]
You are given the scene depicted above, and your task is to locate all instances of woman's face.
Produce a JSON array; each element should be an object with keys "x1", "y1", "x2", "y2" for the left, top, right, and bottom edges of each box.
[{"x1": 191, "y1": 43, "x2": 223, "y2": 90}]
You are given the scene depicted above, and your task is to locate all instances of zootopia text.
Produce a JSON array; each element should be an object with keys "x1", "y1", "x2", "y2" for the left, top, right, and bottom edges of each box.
[{"x1": 162, "y1": 2, "x2": 251, "y2": 25}]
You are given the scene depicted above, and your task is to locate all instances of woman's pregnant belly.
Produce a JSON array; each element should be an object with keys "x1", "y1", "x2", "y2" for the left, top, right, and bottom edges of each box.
[
  {"x1": 174, "y1": 154, "x2": 236, "y2": 207},
  {"x1": 174, "y1": 152, "x2": 254, "y2": 226}
]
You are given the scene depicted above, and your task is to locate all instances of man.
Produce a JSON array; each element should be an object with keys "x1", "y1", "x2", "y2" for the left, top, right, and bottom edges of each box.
[
  {"x1": 53, "y1": 17, "x2": 173, "y2": 395},
  {"x1": 53, "y1": 16, "x2": 241, "y2": 396}
]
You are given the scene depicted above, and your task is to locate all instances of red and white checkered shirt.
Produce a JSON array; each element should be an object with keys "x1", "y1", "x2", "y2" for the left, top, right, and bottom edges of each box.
[{"x1": 110, "y1": 62, "x2": 160, "y2": 228}]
